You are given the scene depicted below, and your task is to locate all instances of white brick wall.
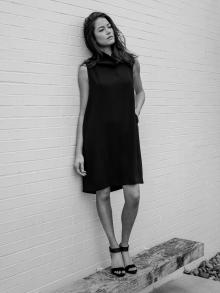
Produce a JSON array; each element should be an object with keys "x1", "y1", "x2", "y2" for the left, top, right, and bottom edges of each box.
[{"x1": 0, "y1": 0, "x2": 220, "y2": 292}]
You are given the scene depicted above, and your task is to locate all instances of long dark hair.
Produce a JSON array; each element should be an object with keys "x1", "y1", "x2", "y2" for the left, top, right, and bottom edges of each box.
[{"x1": 81, "y1": 12, "x2": 137, "y2": 68}]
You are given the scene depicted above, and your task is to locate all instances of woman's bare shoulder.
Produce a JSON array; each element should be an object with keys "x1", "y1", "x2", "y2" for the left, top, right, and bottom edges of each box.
[
  {"x1": 133, "y1": 56, "x2": 140, "y2": 74},
  {"x1": 135, "y1": 56, "x2": 140, "y2": 64},
  {"x1": 78, "y1": 63, "x2": 88, "y2": 79}
]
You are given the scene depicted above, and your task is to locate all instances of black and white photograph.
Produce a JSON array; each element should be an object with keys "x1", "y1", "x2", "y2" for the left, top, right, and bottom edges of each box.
[{"x1": 1, "y1": 1, "x2": 220, "y2": 292}]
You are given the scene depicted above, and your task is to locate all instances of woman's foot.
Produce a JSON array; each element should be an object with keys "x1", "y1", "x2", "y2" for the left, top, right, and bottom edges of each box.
[
  {"x1": 109, "y1": 246, "x2": 125, "y2": 277},
  {"x1": 119, "y1": 243, "x2": 137, "y2": 274}
]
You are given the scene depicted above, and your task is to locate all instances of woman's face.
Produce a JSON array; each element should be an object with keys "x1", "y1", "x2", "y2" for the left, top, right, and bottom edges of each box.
[{"x1": 93, "y1": 17, "x2": 115, "y2": 47}]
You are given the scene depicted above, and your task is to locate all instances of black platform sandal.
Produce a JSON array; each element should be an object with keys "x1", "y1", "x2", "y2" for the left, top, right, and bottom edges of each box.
[
  {"x1": 119, "y1": 244, "x2": 137, "y2": 274},
  {"x1": 109, "y1": 246, "x2": 126, "y2": 277}
]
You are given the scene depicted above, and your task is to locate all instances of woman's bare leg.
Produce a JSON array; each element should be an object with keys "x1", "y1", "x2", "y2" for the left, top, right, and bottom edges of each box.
[
  {"x1": 96, "y1": 187, "x2": 124, "y2": 272},
  {"x1": 120, "y1": 184, "x2": 140, "y2": 269}
]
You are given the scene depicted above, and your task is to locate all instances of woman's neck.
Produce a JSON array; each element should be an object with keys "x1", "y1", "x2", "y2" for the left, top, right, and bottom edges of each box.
[{"x1": 100, "y1": 47, "x2": 112, "y2": 56}]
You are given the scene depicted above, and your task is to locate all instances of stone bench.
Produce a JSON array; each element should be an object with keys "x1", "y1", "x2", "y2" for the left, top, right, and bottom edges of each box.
[{"x1": 51, "y1": 237, "x2": 204, "y2": 293}]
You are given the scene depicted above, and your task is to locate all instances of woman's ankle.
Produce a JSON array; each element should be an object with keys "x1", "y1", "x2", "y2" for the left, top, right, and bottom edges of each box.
[
  {"x1": 109, "y1": 241, "x2": 119, "y2": 248},
  {"x1": 120, "y1": 241, "x2": 129, "y2": 247}
]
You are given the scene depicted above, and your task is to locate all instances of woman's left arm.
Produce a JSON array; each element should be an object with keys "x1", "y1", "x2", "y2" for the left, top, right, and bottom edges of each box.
[{"x1": 133, "y1": 57, "x2": 146, "y2": 116}]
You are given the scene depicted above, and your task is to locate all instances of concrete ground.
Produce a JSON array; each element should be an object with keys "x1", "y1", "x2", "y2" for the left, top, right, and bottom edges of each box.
[{"x1": 144, "y1": 274, "x2": 220, "y2": 293}]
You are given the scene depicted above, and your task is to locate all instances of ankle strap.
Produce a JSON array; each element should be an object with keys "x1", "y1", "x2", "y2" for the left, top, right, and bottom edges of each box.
[{"x1": 109, "y1": 246, "x2": 121, "y2": 253}]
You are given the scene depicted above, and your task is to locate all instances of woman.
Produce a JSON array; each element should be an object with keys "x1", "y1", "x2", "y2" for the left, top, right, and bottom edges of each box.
[{"x1": 74, "y1": 12, "x2": 145, "y2": 277}]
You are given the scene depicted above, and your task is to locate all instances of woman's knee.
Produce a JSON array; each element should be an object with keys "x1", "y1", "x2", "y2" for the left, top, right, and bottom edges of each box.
[
  {"x1": 130, "y1": 193, "x2": 140, "y2": 206},
  {"x1": 96, "y1": 186, "x2": 110, "y2": 201},
  {"x1": 123, "y1": 184, "x2": 140, "y2": 206}
]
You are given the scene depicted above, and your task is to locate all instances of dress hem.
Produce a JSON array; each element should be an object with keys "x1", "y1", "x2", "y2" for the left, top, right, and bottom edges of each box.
[{"x1": 82, "y1": 180, "x2": 144, "y2": 195}]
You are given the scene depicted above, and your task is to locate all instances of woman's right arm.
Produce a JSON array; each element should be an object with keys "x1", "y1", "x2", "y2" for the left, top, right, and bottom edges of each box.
[{"x1": 74, "y1": 64, "x2": 89, "y2": 176}]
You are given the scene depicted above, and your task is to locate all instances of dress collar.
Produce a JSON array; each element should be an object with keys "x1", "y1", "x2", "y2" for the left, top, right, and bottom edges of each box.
[{"x1": 96, "y1": 51, "x2": 120, "y2": 67}]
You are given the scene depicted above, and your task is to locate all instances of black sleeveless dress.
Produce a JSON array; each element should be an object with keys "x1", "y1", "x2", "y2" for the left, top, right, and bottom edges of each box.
[{"x1": 82, "y1": 52, "x2": 144, "y2": 194}]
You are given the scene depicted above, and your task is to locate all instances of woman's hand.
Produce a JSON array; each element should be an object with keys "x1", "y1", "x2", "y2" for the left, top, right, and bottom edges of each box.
[
  {"x1": 74, "y1": 153, "x2": 87, "y2": 176},
  {"x1": 135, "y1": 108, "x2": 140, "y2": 117}
]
